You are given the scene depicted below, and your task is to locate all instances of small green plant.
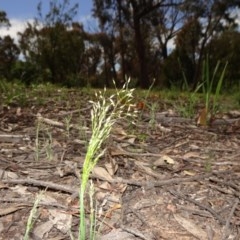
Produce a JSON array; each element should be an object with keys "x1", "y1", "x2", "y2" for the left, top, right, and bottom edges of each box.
[
  {"x1": 24, "y1": 192, "x2": 43, "y2": 240},
  {"x1": 143, "y1": 78, "x2": 156, "y2": 102},
  {"x1": 177, "y1": 57, "x2": 227, "y2": 122},
  {"x1": 233, "y1": 91, "x2": 240, "y2": 106},
  {"x1": 178, "y1": 58, "x2": 190, "y2": 92},
  {"x1": 204, "y1": 158, "x2": 212, "y2": 172},
  {"x1": 175, "y1": 59, "x2": 203, "y2": 118},
  {"x1": 197, "y1": 58, "x2": 228, "y2": 125},
  {"x1": 138, "y1": 132, "x2": 148, "y2": 142},
  {"x1": 175, "y1": 88, "x2": 202, "y2": 118},
  {"x1": 204, "y1": 151, "x2": 214, "y2": 172},
  {"x1": 201, "y1": 57, "x2": 228, "y2": 116},
  {"x1": 79, "y1": 79, "x2": 136, "y2": 240},
  {"x1": 0, "y1": 79, "x2": 27, "y2": 106}
]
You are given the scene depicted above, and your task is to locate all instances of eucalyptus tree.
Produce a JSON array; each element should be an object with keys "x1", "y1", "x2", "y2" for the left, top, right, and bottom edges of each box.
[
  {"x1": 19, "y1": 0, "x2": 85, "y2": 85},
  {"x1": 0, "y1": 36, "x2": 20, "y2": 80},
  {"x1": 92, "y1": 0, "x2": 122, "y2": 86},
  {"x1": 0, "y1": 11, "x2": 10, "y2": 28},
  {"x1": 178, "y1": 0, "x2": 240, "y2": 88},
  {"x1": 0, "y1": 11, "x2": 20, "y2": 80},
  {"x1": 206, "y1": 29, "x2": 240, "y2": 87},
  {"x1": 92, "y1": 0, "x2": 240, "y2": 88},
  {"x1": 92, "y1": 0, "x2": 184, "y2": 88}
]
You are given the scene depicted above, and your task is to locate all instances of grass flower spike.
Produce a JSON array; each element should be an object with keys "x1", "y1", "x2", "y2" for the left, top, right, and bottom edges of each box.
[{"x1": 79, "y1": 78, "x2": 137, "y2": 240}]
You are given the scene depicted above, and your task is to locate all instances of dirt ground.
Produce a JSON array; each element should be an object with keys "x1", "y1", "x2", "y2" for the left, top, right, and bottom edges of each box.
[{"x1": 0, "y1": 91, "x2": 240, "y2": 240}]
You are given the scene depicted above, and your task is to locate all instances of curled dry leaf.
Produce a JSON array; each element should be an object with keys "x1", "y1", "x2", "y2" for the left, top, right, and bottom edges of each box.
[
  {"x1": 136, "y1": 101, "x2": 145, "y2": 110},
  {"x1": 105, "y1": 160, "x2": 118, "y2": 176},
  {"x1": 173, "y1": 213, "x2": 208, "y2": 240},
  {"x1": 109, "y1": 147, "x2": 126, "y2": 156},
  {"x1": 183, "y1": 170, "x2": 196, "y2": 176},
  {"x1": 33, "y1": 221, "x2": 53, "y2": 239},
  {"x1": 157, "y1": 124, "x2": 171, "y2": 133},
  {"x1": 127, "y1": 137, "x2": 136, "y2": 144},
  {"x1": 153, "y1": 155, "x2": 175, "y2": 167},
  {"x1": 0, "y1": 169, "x2": 18, "y2": 179},
  {"x1": 112, "y1": 126, "x2": 128, "y2": 136},
  {"x1": 105, "y1": 203, "x2": 121, "y2": 218},
  {"x1": 16, "y1": 107, "x2": 22, "y2": 116},
  {"x1": 49, "y1": 209, "x2": 72, "y2": 234},
  {"x1": 228, "y1": 110, "x2": 240, "y2": 118},
  {"x1": 183, "y1": 151, "x2": 201, "y2": 159},
  {"x1": 92, "y1": 166, "x2": 113, "y2": 181},
  {"x1": 97, "y1": 182, "x2": 112, "y2": 191},
  {"x1": 0, "y1": 206, "x2": 25, "y2": 217}
]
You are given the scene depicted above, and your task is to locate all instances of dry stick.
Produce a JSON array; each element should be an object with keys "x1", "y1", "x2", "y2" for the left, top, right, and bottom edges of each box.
[
  {"x1": 221, "y1": 199, "x2": 239, "y2": 240},
  {"x1": 0, "y1": 134, "x2": 30, "y2": 143},
  {"x1": 2, "y1": 178, "x2": 78, "y2": 194},
  {"x1": 209, "y1": 177, "x2": 240, "y2": 191},
  {"x1": 207, "y1": 183, "x2": 233, "y2": 195},
  {"x1": 168, "y1": 189, "x2": 226, "y2": 225},
  {"x1": 2, "y1": 172, "x2": 228, "y2": 199},
  {"x1": 0, "y1": 197, "x2": 70, "y2": 210},
  {"x1": 206, "y1": 225, "x2": 214, "y2": 240},
  {"x1": 120, "y1": 225, "x2": 152, "y2": 240},
  {"x1": 111, "y1": 172, "x2": 213, "y2": 188},
  {"x1": 209, "y1": 177, "x2": 240, "y2": 198}
]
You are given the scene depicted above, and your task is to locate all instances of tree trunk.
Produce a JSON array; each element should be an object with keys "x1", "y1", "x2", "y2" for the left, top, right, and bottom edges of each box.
[
  {"x1": 130, "y1": 0, "x2": 149, "y2": 88},
  {"x1": 117, "y1": 0, "x2": 126, "y2": 83},
  {"x1": 134, "y1": 16, "x2": 150, "y2": 88}
]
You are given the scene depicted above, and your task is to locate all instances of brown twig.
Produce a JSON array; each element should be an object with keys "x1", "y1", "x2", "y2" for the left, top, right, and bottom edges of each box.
[
  {"x1": 111, "y1": 173, "x2": 212, "y2": 188},
  {"x1": 2, "y1": 178, "x2": 78, "y2": 194},
  {"x1": 168, "y1": 189, "x2": 226, "y2": 225},
  {"x1": 120, "y1": 225, "x2": 153, "y2": 240},
  {"x1": 221, "y1": 199, "x2": 239, "y2": 240}
]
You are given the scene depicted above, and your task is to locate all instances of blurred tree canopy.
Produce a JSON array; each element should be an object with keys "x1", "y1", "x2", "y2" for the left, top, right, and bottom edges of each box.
[
  {"x1": 0, "y1": 11, "x2": 20, "y2": 80},
  {"x1": 0, "y1": 0, "x2": 240, "y2": 89}
]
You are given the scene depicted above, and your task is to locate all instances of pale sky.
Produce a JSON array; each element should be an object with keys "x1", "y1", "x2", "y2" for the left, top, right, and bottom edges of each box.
[{"x1": 0, "y1": 1, "x2": 95, "y2": 41}]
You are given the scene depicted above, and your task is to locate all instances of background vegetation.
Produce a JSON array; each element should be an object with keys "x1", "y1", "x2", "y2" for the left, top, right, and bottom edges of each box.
[{"x1": 0, "y1": 0, "x2": 240, "y2": 90}]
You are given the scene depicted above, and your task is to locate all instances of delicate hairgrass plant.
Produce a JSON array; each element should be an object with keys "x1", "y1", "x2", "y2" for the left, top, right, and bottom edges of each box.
[
  {"x1": 24, "y1": 192, "x2": 43, "y2": 240},
  {"x1": 79, "y1": 78, "x2": 136, "y2": 240},
  {"x1": 88, "y1": 180, "x2": 97, "y2": 240}
]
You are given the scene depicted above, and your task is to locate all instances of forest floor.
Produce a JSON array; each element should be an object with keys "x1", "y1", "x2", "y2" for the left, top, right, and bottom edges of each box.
[{"x1": 0, "y1": 85, "x2": 240, "y2": 240}]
